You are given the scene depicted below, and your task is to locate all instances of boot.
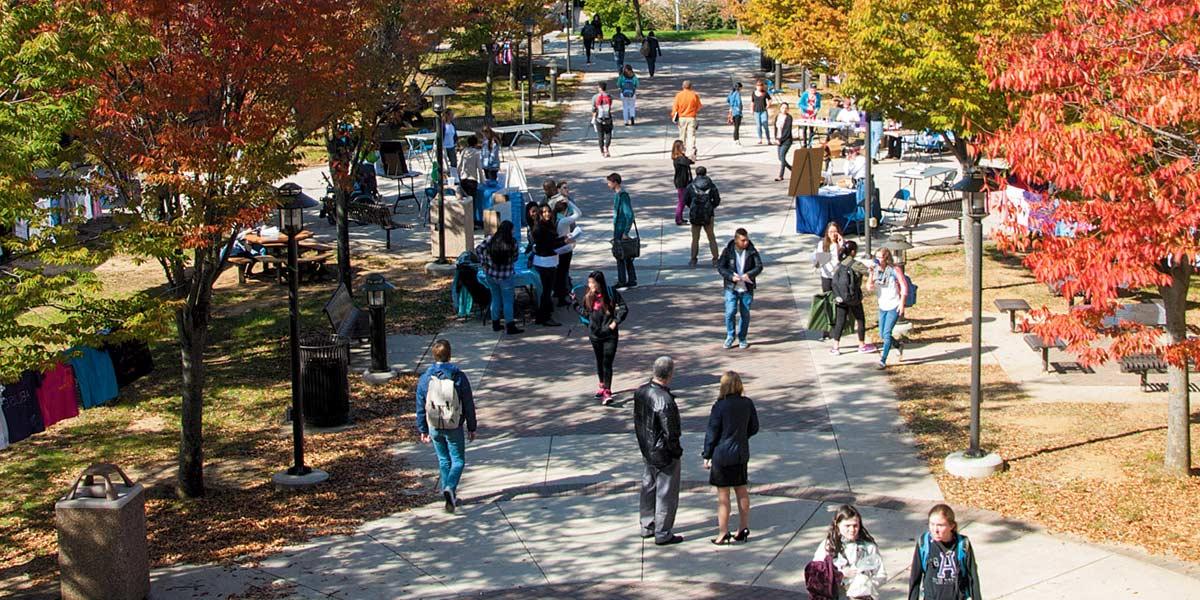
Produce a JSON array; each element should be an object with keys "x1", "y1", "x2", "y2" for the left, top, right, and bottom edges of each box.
[
  {"x1": 505, "y1": 322, "x2": 524, "y2": 335},
  {"x1": 492, "y1": 319, "x2": 503, "y2": 332}
]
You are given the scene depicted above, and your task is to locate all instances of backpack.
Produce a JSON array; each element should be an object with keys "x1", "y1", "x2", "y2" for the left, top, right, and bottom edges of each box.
[
  {"x1": 620, "y1": 76, "x2": 636, "y2": 98},
  {"x1": 832, "y1": 261, "x2": 862, "y2": 306},
  {"x1": 688, "y1": 184, "x2": 716, "y2": 222},
  {"x1": 803, "y1": 554, "x2": 843, "y2": 600},
  {"x1": 917, "y1": 532, "x2": 968, "y2": 575},
  {"x1": 639, "y1": 39, "x2": 652, "y2": 57},
  {"x1": 424, "y1": 371, "x2": 462, "y2": 430},
  {"x1": 904, "y1": 272, "x2": 918, "y2": 307},
  {"x1": 594, "y1": 93, "x2": 613, "y2": 120}
]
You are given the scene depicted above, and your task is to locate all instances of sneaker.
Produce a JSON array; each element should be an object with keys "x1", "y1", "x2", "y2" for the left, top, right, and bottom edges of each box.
[
  {"x1": 859, "y1": 343, "x2": 877, "y2": 353},
  {"x1": 829, "y1": 347, "x2": 840, "y2": 355},
  {"x1": 600, "y1": 388, "x2": 613, "y2": 405},
  {"x1": 739, "y1": 341, "x2": 749, "y2": 349},
  {"x1": 443, "y1": 489, "x2": 456, "y2": 514},
  {"x1": 626, "y1": 282, "x2": 638, "y2": 288},
  {"x1": 723, "y1": 338, "x2": 734, "y2": 349},
  {"x1": 594, "y1": 384, "x2": 605, "y2": 399},
  {"x1": 875, "y1": 361, "x2": 887, "y2": 370}
]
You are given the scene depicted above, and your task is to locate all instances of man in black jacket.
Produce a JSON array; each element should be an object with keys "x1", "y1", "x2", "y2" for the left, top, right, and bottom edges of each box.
[
  {"x1": 684, "y1": 166, "x2": 721, "y2": 267},
  {"x1": 611, "y1": 27, "x2": 630, "y2": 69},
  {"x1": 716, "y1": 228, "x2": 764, "y2": 349},
  {"x1": 634, "y1": 356, "x2": 684, "y2": 545}
]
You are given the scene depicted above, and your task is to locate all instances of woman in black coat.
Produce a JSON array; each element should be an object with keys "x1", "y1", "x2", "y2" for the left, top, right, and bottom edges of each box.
[
  {"x1": 570, "y1": 270, "x2": 628, "y2": 405},
  {"x1": 702, "y1": 370, "x2": 759, "y2": 545},
  {"x1": 671, "y1": 140, "x2": 694, "y2": 226},
  {"x1": 530, "y1": 203, "x2": 570, "y2": 326}
]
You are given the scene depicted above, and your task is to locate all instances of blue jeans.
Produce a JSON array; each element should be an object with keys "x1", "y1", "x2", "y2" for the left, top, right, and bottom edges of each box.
[
  {"x1": 879, "y1": 308, "x2": 900, "y2": 363},
  {"x1": 723, "y1": 288, "x2": 753, "y2": 343},
  {"x1": 485, "y1": 275, "x2": 515, "y2": 322},
  {"x1": 755, "y1": 111, "x2": 770, "y2": 141},
  {"x1": 431, "y1": 427, "x2": 467, "y2": 492}
]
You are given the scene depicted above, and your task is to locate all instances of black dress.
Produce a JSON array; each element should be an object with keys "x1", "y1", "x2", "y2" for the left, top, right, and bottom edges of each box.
[{"x1": 701, "y1": 394, "x2": 759, "y2": 487}]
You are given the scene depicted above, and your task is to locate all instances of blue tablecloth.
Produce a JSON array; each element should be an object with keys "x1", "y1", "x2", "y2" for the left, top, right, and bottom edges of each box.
[
  {"x1": 452, "y1": 254, "x2": 541, "y2": 317},
  {"x1": 795, "y1": 187, "x2": 882, "y2": 235}
]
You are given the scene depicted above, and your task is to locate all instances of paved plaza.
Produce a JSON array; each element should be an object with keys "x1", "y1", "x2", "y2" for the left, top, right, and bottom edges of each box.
[{"x1": 149, "y1": 40, "x2": 1200, "y2": 599}]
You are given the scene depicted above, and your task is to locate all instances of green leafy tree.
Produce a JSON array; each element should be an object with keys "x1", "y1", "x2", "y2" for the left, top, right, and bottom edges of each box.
[
  {"x1": 740, "y1": 0, "x2": 851, "y2": 68},
  {"x1": 0, "y1": 1, "x2": 161, "y2": 382}
]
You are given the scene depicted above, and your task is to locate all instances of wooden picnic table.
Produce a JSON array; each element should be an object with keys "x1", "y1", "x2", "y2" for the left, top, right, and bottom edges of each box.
[{"x1": 241, "y1": 230, "x2": 314, "y2": 247}]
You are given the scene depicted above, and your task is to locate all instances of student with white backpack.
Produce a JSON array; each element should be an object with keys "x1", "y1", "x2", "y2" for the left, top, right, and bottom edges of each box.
[
  {"x1": 591, "y1": 82, "x2": 615, "y2": 157},
  {"x1": 415, "y1": 339, "x2": 477, "y2": 513}
]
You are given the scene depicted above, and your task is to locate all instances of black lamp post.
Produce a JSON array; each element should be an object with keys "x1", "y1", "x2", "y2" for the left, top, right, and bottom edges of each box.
[
  {"x1": 563, "y1": 1, "x2": 572, "y2": 73},
  {"x1": 275, "y1": 183, "x2": 321, "y2": 482},
  {"x1": 425, "y1": 81, "x2": 456, "y2": 264},
  {"x1": 362, "y1": 274, "x2": 395, "y2": 374},
  {"x1": 524, "y1": 17, "x2": 535, "y2": 121}
]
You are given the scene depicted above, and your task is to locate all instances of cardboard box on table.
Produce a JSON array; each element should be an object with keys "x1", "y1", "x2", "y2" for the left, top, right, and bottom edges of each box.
[
  {"x1": 429, "y1": 190, "x2": 475, "y2": 258},
  {"x1": 788, "y1": 148, "x2": 824, "y2": 197}
]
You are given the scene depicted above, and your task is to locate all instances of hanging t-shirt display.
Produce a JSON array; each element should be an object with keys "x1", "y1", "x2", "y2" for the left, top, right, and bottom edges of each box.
[
  {"x1": 103, "y1": 339, "x2": 155, "y2": 387},
  {"x1": 36, "y1": 363, "x2": 80, "y2": 428},
  {"x1": 2, "y1": 371, "x2": 45, "y2": 443},
  {"x1": 68, "y1": 347, "x2": 119, "y2": 408}
]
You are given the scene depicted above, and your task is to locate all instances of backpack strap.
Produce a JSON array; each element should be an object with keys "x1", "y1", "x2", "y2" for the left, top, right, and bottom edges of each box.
[{"x1": 918, "y1": 531, "x2": 930, "y2": 572}]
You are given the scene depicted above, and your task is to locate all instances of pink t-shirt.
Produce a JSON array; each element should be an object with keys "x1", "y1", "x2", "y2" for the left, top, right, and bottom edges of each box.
[{"x1": 37, "y1": 363, "x2": 80, "y2": 428}]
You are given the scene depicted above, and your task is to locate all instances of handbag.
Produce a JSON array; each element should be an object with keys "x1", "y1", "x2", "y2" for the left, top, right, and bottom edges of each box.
[{"x1": 612, "y1": 217, "x2": 641, "y2": 259}]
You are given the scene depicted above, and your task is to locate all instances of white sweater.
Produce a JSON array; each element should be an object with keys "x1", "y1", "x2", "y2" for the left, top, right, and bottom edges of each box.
[
  {"x1": 813, "y1": 238, "x2": 841, "y2": 280},
  {"x1": 813, "y1": 539, "x2": 887, "y2": 600}
]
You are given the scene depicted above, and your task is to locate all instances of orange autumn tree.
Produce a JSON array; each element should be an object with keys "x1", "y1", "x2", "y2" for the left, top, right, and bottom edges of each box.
[
  {"x1": 982, "y1": 0, "x2": 1200, "y2": 474},
  {"x1": 82, "y1": 0, "x2": 389, "y2": 497}
]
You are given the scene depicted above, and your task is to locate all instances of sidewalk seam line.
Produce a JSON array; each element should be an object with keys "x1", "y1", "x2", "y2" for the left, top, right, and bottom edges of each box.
[
  {"x1": 246, "y1": 565, "x2": 340, "y2": 599},
  {"x1": 751, "y1": 500, "x2": 826, "y2": 586},
  {"x1": 495, "y1": 501, "x2": 552, "y2": 584},
  {"x1": 362, "y1": 530, "x2": 451, "y2": 590},
  {"x1": 992, "y1": 553, "x2": 1112, "y2": 599}
]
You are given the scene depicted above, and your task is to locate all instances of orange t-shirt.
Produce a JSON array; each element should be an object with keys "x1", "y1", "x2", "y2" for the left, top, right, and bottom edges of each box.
[{"x1": 671, "y1": 90, "x2": 702, "y2": 118}]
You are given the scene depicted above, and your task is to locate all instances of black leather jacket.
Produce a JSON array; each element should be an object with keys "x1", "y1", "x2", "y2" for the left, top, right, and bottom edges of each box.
[
  {"x1": 717, "y1": 239, "x2": 764, "y2": 292},
  {"x1": 634, "y1": 380, "x2": 683, "y2": 468}
]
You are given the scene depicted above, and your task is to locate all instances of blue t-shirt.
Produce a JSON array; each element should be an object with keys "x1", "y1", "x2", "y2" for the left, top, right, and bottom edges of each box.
[
  {"x1": 2, "y1": 371, "x2": 45, "y2": 444},
  {"x1": 69, "y1": 347, "x2": 119, "y2": 408}
]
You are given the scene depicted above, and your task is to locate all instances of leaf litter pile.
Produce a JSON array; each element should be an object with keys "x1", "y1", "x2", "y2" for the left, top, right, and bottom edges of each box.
[{"x1": 891, "y1": 363, "x2": 1200, "y2": 564}]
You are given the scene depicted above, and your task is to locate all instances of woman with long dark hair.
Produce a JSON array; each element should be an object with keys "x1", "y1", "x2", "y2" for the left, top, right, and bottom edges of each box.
[
  {"x1": 530, "y1": 203, "x2": 571, "y2": 326},
  {"x1": 571, "y1": 270, "x2": 627, "y2": 404},
  {"x1": 702, "y1": 371, "x2": 758, "y2": 545},
  {"x1": 813, "y1": 504, "x2": 887, "y2": 600},
  {"x1": 671, "y1": 140, "x2": 694, "y2": 226},
  {"x1": 475, "y1": 220, "x2": 523, "y2": 335}
]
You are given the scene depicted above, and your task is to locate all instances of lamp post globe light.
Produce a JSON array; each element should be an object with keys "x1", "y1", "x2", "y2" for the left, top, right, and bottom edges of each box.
[
  {"x1": 425, "y1": 81, "x2": 456, "y2": 265},
  {"x1": 944, "y1": 170, "x2": 1003, "y2": 479},
  {"x1": 272, "y1": 183, "x2": 329, "y2": 490},
  {"x1": 882, "y1": 233, "x2": 913, "y2": 268},
  {"x1": 362, "y1": 273, "x2": 395, "y2": 378}
]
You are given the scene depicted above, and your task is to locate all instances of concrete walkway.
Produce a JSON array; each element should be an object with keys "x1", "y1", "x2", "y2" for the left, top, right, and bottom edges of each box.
[{"x1": 152, "y1": 39, "x2": 1200, "y2": 599}]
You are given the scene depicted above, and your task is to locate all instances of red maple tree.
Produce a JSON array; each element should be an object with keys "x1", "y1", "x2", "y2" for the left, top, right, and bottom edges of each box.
[{"x1": 981, "y1": 0, "x2": 1200, "y2": 474}]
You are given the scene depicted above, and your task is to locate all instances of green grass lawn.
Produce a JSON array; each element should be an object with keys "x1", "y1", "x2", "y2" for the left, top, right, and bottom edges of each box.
[{"x1": 653, "y1": 28, "x2": 742, "y2": 42}]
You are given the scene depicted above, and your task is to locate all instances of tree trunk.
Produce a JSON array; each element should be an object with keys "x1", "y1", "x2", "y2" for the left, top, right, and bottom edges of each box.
[
  {"x1": 736, "y1": 20, "x2": 743, "y2": 36},
  {"x1": 1160, "y1": 263, "x2": 1193, "y2": 475},
  {"x1": 335, "y1": 187, "x2": 351, "y2": 291},
  {"x1": 484, "y1": 46, "x2": 495, "y2": 121},
  {"x1": 631, "y1": 0, "x2": 644, "y2": 38},
  {"x1": 175, "y1": 296, "x2": 210, "y2": 498}
]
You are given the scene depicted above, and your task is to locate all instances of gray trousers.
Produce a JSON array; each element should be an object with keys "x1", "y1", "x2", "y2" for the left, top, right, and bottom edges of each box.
[{"x1": 639, "y1": 458, "x2": 681, "y2": 542}]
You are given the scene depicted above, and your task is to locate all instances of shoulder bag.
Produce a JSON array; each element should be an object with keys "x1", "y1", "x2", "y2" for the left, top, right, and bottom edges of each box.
[{"x1": 612, "y1": 217, "x2": 641, "y2": 260}]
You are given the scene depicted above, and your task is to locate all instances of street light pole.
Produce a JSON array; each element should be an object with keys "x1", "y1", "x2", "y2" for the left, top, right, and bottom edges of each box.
[
  {"x1": 424, "y1": 81, "x2": 456, "y2": 264},
  {"x1": 564, "y1": 1, "x2": 572, "y2": 73},
  {"x1": 526, "y1": 26, "x2": 535, "y2": 120}
]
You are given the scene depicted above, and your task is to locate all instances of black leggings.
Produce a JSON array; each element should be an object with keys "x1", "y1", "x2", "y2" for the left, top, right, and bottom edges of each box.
[
  {"x1": 732, "y1": 115, "x2": 742, "y2": 141},
  {"x1": 584, "y1": 39, "x2": 594, "y2": 62},
  {"x1": 598, "y1": 120, "x2": 613, "y2": 151},
  {"x1": 554, "y1": 251, "x2": 573, "y2": 300},
  {"x1": 592, "y1": 335, "x2": 618, "y2": 388},
  {"x1": 535, "y1": 265, "x2": 556, "y2": 322},
  {"x1": 833, "y1": 303, "x2": 866, "y2": 342},
  {"x1": 646, "y1": 59, "x2": 656, "y2": 77}
]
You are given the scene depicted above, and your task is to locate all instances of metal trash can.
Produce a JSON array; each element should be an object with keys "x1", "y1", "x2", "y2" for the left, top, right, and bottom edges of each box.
[
  {"x1": 299, "y1": 333, "x2": 351, "y2": 427},
  {"x1": 56, "y1": 464, "x2": 149, "y2": 600}
]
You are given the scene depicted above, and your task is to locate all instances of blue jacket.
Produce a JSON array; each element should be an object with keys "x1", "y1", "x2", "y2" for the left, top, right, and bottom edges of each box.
[
  {"x1": 613, "y1": 190, "x2": 634, "y2": 239},
  {"x1": 727, "y1": 89, "x2": 743, "y2": 117},
  {"x1": 415, "y1": 362, "x2": 476, "y2": 434}
]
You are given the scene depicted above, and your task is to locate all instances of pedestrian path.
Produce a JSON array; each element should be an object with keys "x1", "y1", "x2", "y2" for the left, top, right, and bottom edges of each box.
[{"x1": 153, "y1": 38, "x2": 1200, "y2": 600}]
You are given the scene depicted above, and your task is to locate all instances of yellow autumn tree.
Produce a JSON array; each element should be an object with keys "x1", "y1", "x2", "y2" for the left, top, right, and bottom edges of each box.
[{"x1": 740, "y1": 0, "x2": 851, "y2": 68}]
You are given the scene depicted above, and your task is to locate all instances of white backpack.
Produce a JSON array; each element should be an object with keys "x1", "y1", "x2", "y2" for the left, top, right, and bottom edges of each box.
[{"x1": 425, "y1": 373, "x2": 462, "y2": 430}]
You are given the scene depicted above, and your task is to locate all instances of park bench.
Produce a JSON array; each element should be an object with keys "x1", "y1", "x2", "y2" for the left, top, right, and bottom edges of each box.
[
  {"x1": 226, "y1": 256, "x2": 255, "y2": 285},
  {"x1": 1047, "y1": 279, "x2": 1088, "y2": 307},
  {"x1": 1120, "y1": 354, "x2": 1168, "y2": 392},
  {"x1": 1024, "y1": 333, "x2": 1067, "y2": 372},
  {"x1": 898, "y1": 197, "x2": 962, "y2": 242},
  {"x1": 348, "y1": 201, "x2": 411, "y2": 249},
  {"x1": 994, "y1": 298, "x2": 1031, "y2": 332},
  {"x1": 323, "y1": 283, "x2": 370, "y2": 342}
]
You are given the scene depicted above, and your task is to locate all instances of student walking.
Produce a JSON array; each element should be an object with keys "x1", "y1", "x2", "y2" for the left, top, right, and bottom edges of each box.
[
  {"x1": 551, "y1": 184, "x2": 581, "y2": 305},
  {"x1": 531, "y1": 203, "x2": 572, "y2": 326},
  {"x1": 726, "y1": 82, "x2": 744, "y2": 145},
  {"x1": 716, "y1": 228, "x2": 763, "y2": 349},
  {"x1": 685, "y1": 166, "x2": 721, "y2": 267},
  {"x1": 812, "y1": 221, "x2": 844, "y2": 339},
  {"x1": 813, "y1": 505, "x2": 888, "y2": 600},
  {"x1": 671, "y1": 80, "x2": 702, "y2": 159},
  {"x1": 476, "y1": 221, "x2": 524, "y2": 335},
  {"x1": 773, "y1": 103, "x2": 794, "y2": 181},
  {"x1": 908, "y1": 504, "x2": 981, "y2": 600},
  {"x1": 868, "y1": 247, "x2": 908, "y2": 369},
  {"x1": 571, "y1": 270, "x2": 628, "y2": 405},
  {"x1": 617, "y1": 64, "x2": 640, "y2": 125},
  {"x1": 702, "y1": 371, "x2": 759, "y2": 545},
  {"x1": 635, "y1": 356, "x2": 684, "y2": 546},
  {"x1": 611, "y1": 27, "x2": 631, "y2": 68},
  {"x1": 479, "y1": 125, "x2": 502, "y2": 181},
  {"x1": 751, "y1": 80, "x2": 772, "y2": 144},
  {"x1": 608, "y1": 172, "x2": 638, "y2": 289},
  {"x1": 799, "y1": 82, "x2": 822, "y2": 143},
  {"x1": 581, "y1": 20, "x2": 597, "y2": 64},
  {"x1": 415, "y1": 339, "x2": 477, "y2": 514},
  {"x1": 592, "y1": 82, "x2": 615, "y2": 157},
  {"x1": 641, "y1": 30, "x2": 662, "y2": 76},
  {"x1": 830, "y1": 240, "x2": 872, "y2": 354},
  {"x1": 671, "y1": 140, "x2": 694, "y2": 226}
]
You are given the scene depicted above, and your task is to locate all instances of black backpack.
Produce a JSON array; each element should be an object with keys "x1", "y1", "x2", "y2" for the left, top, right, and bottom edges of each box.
[
  {"x1": 832, "y1": 261, "x2": 862, "y2": 306},
  {"x1": 688, "y1": 184, "x2": 716, "y2": 223}
]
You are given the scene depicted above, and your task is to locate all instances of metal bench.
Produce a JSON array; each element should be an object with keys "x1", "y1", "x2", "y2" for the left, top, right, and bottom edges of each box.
[
  {"x1": 1120, "y1": 354, "x2": 1167, "y2": 392},
  {"x1": 1024, "y1": 333, "x2": 1067, "y2": 372},
  {"x1": 1047, "y1": 279, "x2": 1088, "y2": 307},
  {"x1": 348, "y1": 201, "x2": 412, "y2": 249},
  {"x1": 898, "y1": 197, "x2": 962, "y2": 242},
  {"x1": 323, "y1": 284, "x2": 370, "y2": 342},
  {"x1": 994, "y1": 298, "x2": 1031, "y2": 332}
]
